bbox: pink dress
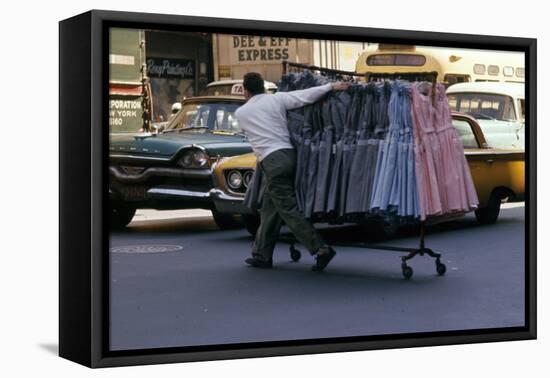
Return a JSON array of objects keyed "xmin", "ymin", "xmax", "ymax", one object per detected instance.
[
  {"xmin": 411, "ymin": 82, "xmax": 478, "ymax": 220},
  {"xmin": 433, "ymin": 83, "xmax": 479, "ymax": 212}
]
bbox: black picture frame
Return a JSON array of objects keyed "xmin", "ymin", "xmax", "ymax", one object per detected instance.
[{"xmin": 59, "ymin": 9, "xmax": 537, "ymax": 368}]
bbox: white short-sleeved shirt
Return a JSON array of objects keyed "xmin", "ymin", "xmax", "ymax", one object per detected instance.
[{"xmin": 235, "ymin": 83, "xmax": 332, "ymax": 161}]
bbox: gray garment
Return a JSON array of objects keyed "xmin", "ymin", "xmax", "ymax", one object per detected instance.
[
  {"xmin": 346, "ymin": 136, "xmax": 370, "ymax": 213},
  {"xmin": 295, "ymin": 105, "xmax": 314, "ymax": 212},
  {"xmin": 243, "ymin": 163, "xmax": 264, "ymax": 213},
  {"xmin": 304, "ymin": 104, "xmax": 322, "ymax": 218},
  {"xmin": 325, "ymin": 90, "xmax": 350, "ymax": 214},
  {"xmin": 347, "ymin": 83, "xmax": 378, "ymax": 213},
  {"xmin": 313, "ymin": 99, "xmax": 334, "ymax": 214}
]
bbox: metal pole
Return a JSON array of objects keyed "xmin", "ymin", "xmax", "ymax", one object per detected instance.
[{"xmin": 419, "ymin": 222, "xmax": 426, "ymax": 250}]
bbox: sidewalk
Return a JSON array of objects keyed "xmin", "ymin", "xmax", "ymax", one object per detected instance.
[{"xmin": 132, "ymin": 209, "xmax": 213, "ymax": 223}]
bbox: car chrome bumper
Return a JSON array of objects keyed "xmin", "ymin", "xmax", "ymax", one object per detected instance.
[
  {"xmin": 109, "ymin": 166, "xmax": 210, "ymax": 184},
  {"xmin": 109, "ymin": 185, "xmax": 212, "ymax": 203},
  {"xmin": 209, "ymin": 189, "xmax": 253, "ymax": 214}
]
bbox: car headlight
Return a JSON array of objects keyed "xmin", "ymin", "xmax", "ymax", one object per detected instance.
[
  {"xmin": 227, "ymin": 170, "xmax": 243, "ymax": 190},
  {"xmin": 178, "ymin": 148, "xmax": 210, "ymax": 168},
  {"xmin": 193, "ymin": 150, "xmax": 209, "ymax": 167},
  {"xmin": 242, "ymin": 170, "xmax": 254, "ymax": 188}
]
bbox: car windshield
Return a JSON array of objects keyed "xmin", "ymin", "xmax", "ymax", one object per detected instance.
[
  {"xmin": 447, "ymin": 92, "xmax": 517, "ymax": 122},
  {"xmin": 201, "ymin": 85, "xmax": 235, "ymax": 96},
  {"xmin": 165, "ymin": 102, "xmax": 242, "ymax": 132}
]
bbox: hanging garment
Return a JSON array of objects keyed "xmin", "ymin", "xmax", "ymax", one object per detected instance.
[
  {"xmin": 395, "ymin": 83, "xmax": 420, "ymax": 218},
  {"xmin": 370, "ymin": 82, "xmax": 401, "ymax": 213},
  {"xmin": 361, "ymin": 82, "xmax": 390, "ymax": 213},
  {"xmin": 243, "ymin": 162, "xmax": 264, "ymax": 212},
  {"xmin": 370, "ymin": 81, "xmax": 420, "ymax": 219},
  {"xmin": 338, "ymin": 85, "xmax": 363, "ymax": 216},
  {"xmin": 410, "ymin": 82, "xmax": 443, "ymax": 220},
  {"xmin": 313, "ymin": 96, "xmax": 334, "ymax": 215},
  {"xmin": 346, "ymin": 83, "xmax": 377, "ymax": 214},
  {"xmin": 325, "ymin": 89, "xmax": 350, "ymax": 215},
  {"xmin": 432, "ymin": 83, "xmax": 479, "ymax": 213},
  {"xmin": 294, "ymin": 105, "xmax": 312, "ymax": 212},
  {"xmin": 410, "ymin": 82, "xmax": 478, "ymax": 220},
  {"xmin": 304, "ymin": 103, "xmax": 323, "ymax": 218}
]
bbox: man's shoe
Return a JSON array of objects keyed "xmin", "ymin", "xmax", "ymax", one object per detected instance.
[
  {"xmin": 245, "ymin": 257, "xmax": 273, "ymax": 269},
  {"xmin": 312, "ymin": 247, "xmax": 336, "ymax": 272}
]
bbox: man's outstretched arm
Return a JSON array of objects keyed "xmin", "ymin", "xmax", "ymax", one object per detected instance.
[{"xmin": 276, "ymin": 81, "xmax": 352, "ymax": 110}]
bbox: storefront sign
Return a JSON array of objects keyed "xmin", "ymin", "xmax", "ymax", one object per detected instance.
[
  {"xmin": 146, "ymin": 58, "xmax": 195, "ymax": 79},
  {"xmin": 109, "ymin": 95, "xmax": 143, "ymax": 133},
  {"xmin": 232, "ymin": 36, "xmax": 291, "ymax": 62}
]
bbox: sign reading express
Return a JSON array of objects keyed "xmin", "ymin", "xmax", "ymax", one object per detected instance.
[
  {"xmin": 147, "ymin": 58, "xmax": 195, "ymax": 79},
  {"xmin": 233, "ymin": 36, "xmax": 291, "ymax": 62}
]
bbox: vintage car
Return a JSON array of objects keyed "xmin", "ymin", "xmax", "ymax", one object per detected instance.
[
  {"xmin": 201, "ymin": 79, "xmax": 278, "ymax": 96},
  {"xmin": 210, "ymin": 112, "xmax": 525, "ymax": 235},
  {"xmin": 446, "ymin": 82, "xmax": 524, "ymax": 150},
  {"xmin": 109, "ymin": 95, "xmax": 252, "ymax": 229}
]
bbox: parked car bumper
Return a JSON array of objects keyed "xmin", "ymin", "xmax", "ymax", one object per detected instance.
[
  {"xmin": 209, "ymin": 189, "xmax": 253, "ymax": 214},
  {"xmin": 109, "ymin": 166, "xmax": 215, "ymax": 209}
]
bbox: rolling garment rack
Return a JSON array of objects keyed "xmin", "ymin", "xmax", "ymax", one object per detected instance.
[{"xmin": 280, "ymin": 61, "xmax": 446, "ymax": 279}]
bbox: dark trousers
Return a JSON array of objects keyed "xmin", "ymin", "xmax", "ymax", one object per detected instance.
[{"xmin": 253, "ymin": 148, "xmax": 325, "ymax": 261}]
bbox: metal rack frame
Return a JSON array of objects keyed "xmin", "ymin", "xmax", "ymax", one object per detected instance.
[{"xmin": 282, "ymin": 222, "xmax": 446, "ymax": 279}]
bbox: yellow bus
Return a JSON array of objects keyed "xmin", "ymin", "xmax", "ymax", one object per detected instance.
[{"xmin": 355, "ymin": 44, "xmax": 525, "ymax": 86}]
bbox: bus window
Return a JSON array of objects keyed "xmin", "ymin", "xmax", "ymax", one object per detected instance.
[
  {"xmin": 487, "ymin": 65, "xmax": 500, "ymax": 76},
  {"xmin": 516, "ymin": 68, "xmax": 525, "ymax": 78},
  {"xmin": 366, "ymin": 54, "xmax": 426, "ymax": 66},
  {"xmin": 444, "ymin": 74, "xmax": 471, "ymax": 86},
  {"xmin": 503, "ymin": 66, "xmax": 514, "ymax": 77},
  {"xmin": 473, "ymin": 64, "xmax": 486, "ymax": 75}
]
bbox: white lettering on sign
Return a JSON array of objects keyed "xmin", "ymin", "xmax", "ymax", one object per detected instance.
[
  {"xmin": 109, "ymin": 54, "xmax": 135, "ymax": 65},
  {"xmin": 147, "ymin": 59, "xmax": 194, "ymax": 79},
  {"xmin": 109, "ymin": 99, "xmax": 142, "ymax": 130},
  {"xmin": 110, "ymin": 100, "xmax": 141, "ymax": 109}
]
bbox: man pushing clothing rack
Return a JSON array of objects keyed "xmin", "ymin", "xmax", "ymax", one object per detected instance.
[{"xmin": 235, "ymin": 72, "xmax": 351, "ymax": 271}]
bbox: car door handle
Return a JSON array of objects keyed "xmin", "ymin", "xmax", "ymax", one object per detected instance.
[{"xmin": 486, "ymin": 159, "xmax": 494, "ymax": 164}]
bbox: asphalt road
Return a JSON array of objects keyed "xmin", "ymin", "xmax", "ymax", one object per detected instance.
[{"xmin": 109, "ymin": 204, "xmax": 525, "ymax": 351}]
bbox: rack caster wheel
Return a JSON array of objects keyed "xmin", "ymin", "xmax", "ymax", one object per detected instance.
[
  {"xmin": 436, "ymin": 259, "xmax": 446, "ymax": 276},
  {"xmin": 402, "ymin": 263, "xmax": 413, "ymax": 279},
  {"xmin": 289, "ymin": 245, "xmax": 302, "ymax": 262}
]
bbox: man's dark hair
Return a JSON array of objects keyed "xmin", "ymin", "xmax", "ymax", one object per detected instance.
[{"xmin": 243, "ymin": 72, "xmax": 265, "ymax": 96}]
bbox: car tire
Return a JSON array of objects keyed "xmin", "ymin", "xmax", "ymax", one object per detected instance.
[
  {"xmin": 211, "ymin": 210, "xmax": 243, "ymax": 230},
  {"xmin": 110, "ymin": 204, "xmax": 136, "ymax": 229},
  {"xmin": 242, "ymin": 214, "xmax": 261, "ymax": 236},
  {"xmin": 475, "ymin": 194, "xmax": 501, "ymax": 225}
]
